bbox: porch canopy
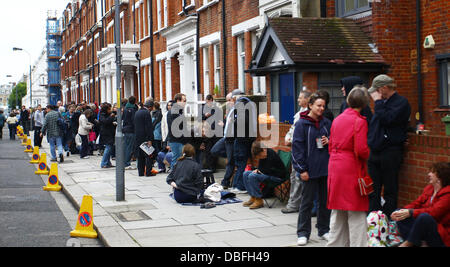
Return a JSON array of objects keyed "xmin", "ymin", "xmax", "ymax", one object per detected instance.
[{"xmin": 247, "ymin": 17, "xmax": 389, "ymax": 75}]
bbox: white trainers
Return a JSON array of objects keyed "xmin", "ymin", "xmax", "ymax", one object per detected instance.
[
  {"xmin": 230, "ymin": 188, "xmax": 247, "ymax": 194},
  {"xmin": 319, "ymin": 233, "xmax": 330, "ymax": 241},
  {"xmin": 297, "ymin": 237, "xmax": 308, "ymax": 246}
]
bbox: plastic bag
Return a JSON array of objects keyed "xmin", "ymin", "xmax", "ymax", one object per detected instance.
[
  {"xmin": 204, "ymin": 183, "xmax": 223, "ymax": 202},
  {"xmin": 367, "ymin": 210, "xmax": 389, "ymax": 247}
]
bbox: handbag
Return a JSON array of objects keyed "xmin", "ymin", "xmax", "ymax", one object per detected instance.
[{"xmin": 353, "ymin": 121, "xmax": 374, "ymax": 196}]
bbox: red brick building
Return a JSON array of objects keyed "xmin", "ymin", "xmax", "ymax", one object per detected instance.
[{"xmin": 60, "ymin": 0, "xmax": 449, "ymax": 206}]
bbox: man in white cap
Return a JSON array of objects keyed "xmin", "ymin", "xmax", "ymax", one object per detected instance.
[{"xmin": 367, "ymin": 74, "xmax": 411, "ymax": 219}]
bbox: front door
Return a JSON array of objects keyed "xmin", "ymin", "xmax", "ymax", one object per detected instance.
[{"xmin": 279, "ymin": 73, "xmax": 295, "ymax": 124}]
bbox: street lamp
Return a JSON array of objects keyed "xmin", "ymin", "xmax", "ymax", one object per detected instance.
[
  {"xmin": 114, "ymin": 0, "xmax": 125, "ymax": 201},
  {"xmin": 13, "ymin": 47, "xmax": 32, "ymax": 108}
]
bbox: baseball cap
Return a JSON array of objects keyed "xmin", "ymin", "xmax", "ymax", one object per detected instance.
[
  {"xmin": 231, "ymin": 89, "xmax": 245, "ymax": 97},
  {"xmin": 368, "ymin": 74, "xmax": 395, "ymax": 93}
]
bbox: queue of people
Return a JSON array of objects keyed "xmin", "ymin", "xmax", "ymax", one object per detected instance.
[{"xmin": 3, "ymin": 73, "xmax": 448, "ymax": 248}]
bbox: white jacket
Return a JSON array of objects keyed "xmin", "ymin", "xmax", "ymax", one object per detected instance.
[{"xmin": 78, "ymin": 114, "xmax": 93, "ymax": 135}]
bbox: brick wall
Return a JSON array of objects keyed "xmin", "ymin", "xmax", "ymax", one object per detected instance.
[{"xmin": 399, "ymin": 133, "xmax": 450, "ymax": 206}]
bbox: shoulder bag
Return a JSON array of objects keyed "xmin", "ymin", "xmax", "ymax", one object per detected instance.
[{"xmin": 353, "ymin": 121, "xmax": 374, "ymax": 196}]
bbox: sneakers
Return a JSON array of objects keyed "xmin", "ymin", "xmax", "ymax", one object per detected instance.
[
  {"xmin": 281, "ymin": 207, "xmax": 298, "ymax": 214},
  {"xmin": 297, "ymin": 237, "xmax": 308, "ymax": 246},
  {"xmin": 319, "ymin": 233, "xmax": 330, "ymax": 242},
  {"xmin": 81, "ymin": 156, "xmax": 90, "ymax": 159},
  {"xmin": 230, "ymin": 188, "xmax": 247, "ymax": 194},
  {"xmin": 125, "ymin": 165, "xmax": 136, "ymax": 170}
]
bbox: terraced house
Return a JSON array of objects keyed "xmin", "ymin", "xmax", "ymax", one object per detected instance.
[{"xmin": 60, "ymin": 0, "xmax": 449, "ymax": 205}]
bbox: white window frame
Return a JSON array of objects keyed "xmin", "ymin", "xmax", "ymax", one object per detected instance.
[
  {"xmin": 336, "ymin": 0, "xmax": 371, "ymax": 17},
  {"xmin": 164, "ymin": 0, "xmax": 168, "ymax": 28},
  {"xmin": 251, "ymin": 31, "xmax": 265, "ymax": 95},
  {"xmin": 237, "ymin": 34, "xmax": 246, "ymax": 92},
  {"xmin": 203, "ymin": 47, "xmax": 210, "ymax": 96},
  {"xmin": 158, "ymin": 61, "xmax": 164, "ymax": 101},
  {"xmin": 156, "ymin": 0, "xmax": 162, "ymax": 30},
  {"xmin": 214, "ymin": 43, "xmax": 221, "ymax": 91}
]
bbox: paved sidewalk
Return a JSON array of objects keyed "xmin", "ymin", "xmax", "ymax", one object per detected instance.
[{"xmin": 30, "ymin": 135, "xmax": 326, "ymax": 247}]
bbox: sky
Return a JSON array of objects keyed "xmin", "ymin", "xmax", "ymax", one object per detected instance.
[{"xmin": 0, "ymin": 0, "xmax": 68, "ymax": 86}]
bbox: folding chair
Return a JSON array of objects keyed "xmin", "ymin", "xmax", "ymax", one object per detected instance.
[{"xmin": 263, "ymin": 150, "xmax": 292, "ymax": 208}]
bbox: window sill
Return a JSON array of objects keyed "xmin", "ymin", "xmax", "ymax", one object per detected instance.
[
  {"xmin": 197, "ymin": 0, "xmax": 220, "ymax": 12},
  {"xmin": 433, "ymin": 107, "xmax": 450, "ymax": 113}
]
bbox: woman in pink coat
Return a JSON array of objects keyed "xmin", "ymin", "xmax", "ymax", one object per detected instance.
[{"xmin": 326, "ymin": 86, "xmax": 371, "ymax": 247}]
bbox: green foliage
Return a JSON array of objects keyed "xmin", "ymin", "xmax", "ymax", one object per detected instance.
[
  {"xmin": 214, "ymin": 84, "xmax": 220, "ymax": 95},
  {"xmin": 8, "ymin": 82, "xmax": 27, "ymax": 109}
]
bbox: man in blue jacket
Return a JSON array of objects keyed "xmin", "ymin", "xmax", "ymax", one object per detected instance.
[{"xmin": 367, "ymin": 74, "xmax": 411, "ymax": 219}]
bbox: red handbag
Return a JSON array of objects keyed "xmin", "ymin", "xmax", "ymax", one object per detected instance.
[{"xmin": 353, "ymin": 122, "xmax": 374, "ymax": 196}]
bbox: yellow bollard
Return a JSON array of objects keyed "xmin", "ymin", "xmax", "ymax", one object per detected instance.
[
  {"xmin": 30, "ymin": 147, "xmax": 40, "ymax": 164},
  {"xmin": 24, "ymin": 139, "xmax": 33, "ymax": 153},
  {"xmin": 35, "ymin": 153, "xmax": 49, "ymax": 175},
  {"xmin": 70, "ymin": 195, "xmax": 98, "ymax": 238},
  {"xmin": 43, "ymin": 163, "xmax": 62, "ymax": 191}
]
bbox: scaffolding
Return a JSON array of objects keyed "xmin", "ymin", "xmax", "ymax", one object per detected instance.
[{"xmin": 46, "ymin": 11, "xmax": 62, "ymax": 105}]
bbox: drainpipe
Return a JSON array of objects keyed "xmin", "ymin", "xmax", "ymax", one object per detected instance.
[
  {"xmin": 416, "ymin": 0, "xmax": 423, "ymax": 124},
  {"xmin": 222, "ymin": 0, "xmax": 227, "ymax": 96},
  {"xmin": 136, "ymin": 52, "xmax": 142, "ymax": 101},
  {"xmin": 149, "ymin": 0, "xmax": 155, "ymax": 98}
]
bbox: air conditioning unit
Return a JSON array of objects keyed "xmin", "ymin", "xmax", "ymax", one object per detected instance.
[{"xmin": 423, "ymin": 35, "xmax": 435, "ymax": 49}]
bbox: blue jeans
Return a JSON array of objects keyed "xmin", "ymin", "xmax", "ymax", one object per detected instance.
[
  {"xmin": 221, "ymin": 140, "xmax": 235, "ymax": 187},
  {"xmin": 232, "ymin": 139, "xmax": 252, "ymax": 190},
  {"xmin": 157, "ymin": 151, "xmax": 173, "ymax": 171},
  {"xmin": 242, "ymin": 171, "xmax": 282, "ymax": 198},
  {"xmin": 210, "ymin": 137, "xmax": 227, "ymax": 158},
  {"xmin": 101, "ymin": 144, "xmax": 113, "ymax": 167},
  {"xmin": 48, "ymin": 136, "xmax": 63, "ymax": 160},
  {"xmin": 169, "ymin": 142, "xmax": 183, "ymax": 169},
  {"xmin": 124, "ymin": 133, "xmax": 135, "ymax": 167},
  {"xmin": 396, "ymin": 212, "xmax": 445, "ymax": 247},
  {"xmin": 173, "ymin": 188, "xmax": 197, "ymax": 203}
]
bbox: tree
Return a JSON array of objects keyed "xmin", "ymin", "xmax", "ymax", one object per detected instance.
[{"xmin": 8, "ymin": 82, "xmax": 27, "ymax": 109}]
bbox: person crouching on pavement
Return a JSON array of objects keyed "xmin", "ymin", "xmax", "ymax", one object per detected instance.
[
  {"xmin": 166, "ymin": 144, "xmax": 204, "ymax": 203},
  {"xmin": 242, "ymin": 141, "xmax": 288, "ymax": 209}
]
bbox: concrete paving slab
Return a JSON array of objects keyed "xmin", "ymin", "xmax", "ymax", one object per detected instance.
[{"xmin": 33, "ymin": 136, "xmax": 329, "ymax": 247}]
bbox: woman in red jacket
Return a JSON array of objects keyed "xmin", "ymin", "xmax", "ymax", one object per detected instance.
[
  {"xmin": 326, "ymin": 86, "xmax": 371, "ymax": 247},
  {"xmin": 391, "ymin": 162, "xmax": 450, "ymax": 247}
]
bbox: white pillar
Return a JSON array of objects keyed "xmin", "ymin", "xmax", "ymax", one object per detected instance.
[
  {"xmin": 165, "ymin": 58, "xmax": 172, "ymax": 100},
  {"xmin": 131, "ymin": 73, "xmax": 135, "ymax": 98},
  {"xmin": 106, "ymin": 74, "xmax": 111, "ymax": 104},
  {"xmin": 178, "ymin": 53, "xmax": 185, "ymax": 96},
  {"xmin": 112, "ymin": 71, "xmax": 118, "ymax": 105},
  {"xmin": 100, "ymin": 75, "xmax": 106, "ymax": 103}
]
